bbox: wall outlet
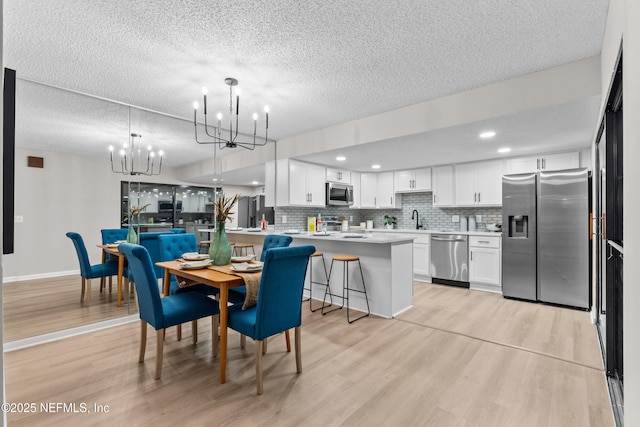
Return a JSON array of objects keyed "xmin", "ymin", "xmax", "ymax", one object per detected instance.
[
  {"xmin": 452, "ymin": 215, "xmax": 460, "ymax": 223},
  {"xmin": 282, "ymin": 215, "xmax": 287, "ymax": 224},
  {"xmin": 14, "ymin": 215, "xmax": 23, "ymax": 223}
]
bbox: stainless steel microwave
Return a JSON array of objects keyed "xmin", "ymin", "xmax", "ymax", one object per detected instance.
[{"xmin": 326, "ymin": 182, "xmax": 354, "ymax": 206}]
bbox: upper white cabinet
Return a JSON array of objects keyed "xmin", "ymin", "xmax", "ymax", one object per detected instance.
[
  {"xmin": 350, "ymin": 171, "xmax": 361, "ymax": 208},
  {"xmin": 326, "ymin": 168, "xmax": 351, "ymax": 184},
  {"xmin": 506, "ymin": 152, "xmax": 580, "ymax": 174},
  {"xmin": 289, "ymin": 160, "xmax": 325, "ymax": 206},
  {"xmin": 265, "ymin": 159, "xmax": 325, "ymax": 207},
  {"xmin": 394, "ymin": 168, "xmax": 432, "ymax": 192},
  {"xmin": 454, "ymin": 160, "xmax": 503, "ymax": 206},
  {"xmin": 432, "ymin": 166, "xmax": 454, "ymax": 207},
  {"xmin": 360, "ymin": 172, "xmax": 401, "ymax": 208}
]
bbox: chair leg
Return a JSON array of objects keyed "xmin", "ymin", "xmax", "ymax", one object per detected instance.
[
  {"xmin": 285, "ymin": 330, "xmax": 291, "ymax": 352},
  {"xmin": 295, "ymin": 326, "xmax": 302, "ymax": 373},
  {"xmin": 241, "ymin": 334, "xmax": 247, "ymax": 349},
  {"xmin": 81, "ymin": 277, "xmax": 86, "ymax": 303},
  {"xmin": 109, "ymin": 276, "xmax": 113, "ymax": 294},
  {"xmin": 177, "ymin": 324, "xmax": 182, "ymax": 341},
  {"xmin": 192, "ymin": 320, "xmax": 198, "ymax": 344},
  {"xmin": 255, "ymin": 340, "xmax": 264, "ymax": 395},
  {"xmin": 211, "ymin": 315, "xmax": 219, "ymax": 358},
  {"xmin": 263, "ymin": 338, "xmax": 268, "ymax": 355},
  {"xmin": 155, "ymin": 329, "xmax": 164, "ymax": 380},
  {"xmin": 139, "ymin": 320, "xmax": 147, "ymax": 362},
  {"xmin": 85, "ymin": 278, "xmax": 91, "ymax": 307}
]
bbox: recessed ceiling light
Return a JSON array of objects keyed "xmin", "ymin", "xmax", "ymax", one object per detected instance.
[
  {"xmin": 336, "ymin": 156, "xmax": 346, "ymax": 161},
  {"xmin": 479, "ymin": 131, "xmax": 496, "ymax": 139},
  {"xmin": 251, "ymin": 181, "xmax": 259, "ymax": 185},
  {"xmin": 372, "ymin": 164, "xmax": 381, "ymax": 169},
  {"xmin": 497, "ymin": 147, "xmax": 511, "ymax": 153}
]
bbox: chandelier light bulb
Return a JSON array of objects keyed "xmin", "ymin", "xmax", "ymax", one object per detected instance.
[
  {"xmin": 193, "ymin": 101, "xmax": 199, "ymax": 110},
  {"xmin": 202, "ymin": 87, "xmax": 208, "ymax": 95},
  {"xmin": 159, "ymin": 150, "xmax": 164, "ymax": 157},
  {"xmin": 150, "ymin": 152, "xmax": 155, "ymax": 158},
  {"xmin": 119, "ymin": 149, "xmax": 125, "ymax": 156},
  {"xmin": 216, "ymin": 112, "xmax": 223, "ymax": 121},
  {"xmin": 108, "ymin": 145, "xmax": 114, "ymax": 152},
  {"xmin": 264, "ymin": 105, "xmax": 270, "ymax": 113},
  {"xmin": 253, "ymin": 112, "xmax": 258, "ymax": 121}
]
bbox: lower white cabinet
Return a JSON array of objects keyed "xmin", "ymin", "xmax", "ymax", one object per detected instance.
[
  {"xmin": 413, "ymin": 234, "xmax": 430, "ymax": 281},
  {"xmin": 469, "ymin": 235, "xmax": 501, "ymax": 293}
]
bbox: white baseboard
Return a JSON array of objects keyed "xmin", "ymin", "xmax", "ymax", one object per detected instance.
[
  {"xmin": 4, "ymin": 314, "xmax": 139, "ymax": 352},
  {"xmin": 3, "ymin": 270, "xmax": 78, "ymax": 283}
]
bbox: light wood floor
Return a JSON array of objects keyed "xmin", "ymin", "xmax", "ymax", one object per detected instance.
[
  {"xmin": 4, "ymin": 282, "xmax": 613, "ymax": 426},
  {"xmin": 3, "ymin": 275, "xmax": 137, "ymax": 342}
]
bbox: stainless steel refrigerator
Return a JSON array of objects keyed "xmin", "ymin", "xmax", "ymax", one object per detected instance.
[
  {"xmin": 237, "ymin": 195, "xmax": 274, "ymax": 228},
  {"xmin": 502, "ymin": 168, "xmax": 590, "ymax": 309}
]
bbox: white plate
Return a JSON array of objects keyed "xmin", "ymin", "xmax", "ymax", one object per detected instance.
[
  {"xmin": 231, "ymin": 261, "xmax": 263, "ymax": 272},
  {"xmin": 246, "ymin": 228, "xmax": 262, "ymax": 232},
  {"xmin": 312, "ymin": 232, "xmax": 332, "ymax": 236},
  {"xmin": 182, "ymin": 253, "xmax": 209, "ymax": 261},
  {"xmin": 178, "ymin": 260, "xmax": 212, "ymax": 270},
  {"xmin": 284, "ymin": 230, "xmax": 303, "ymax": 234},
  {"xmin": 226, "ymin": 227, "xmax": 243, "ymax": 231},
  {"xmin": 231, "ymin": 254, "xmax": 256, "ymax": 262},
  {"xmin": 343, "ymin": 233, "xmax": 366, "ymax": 238}
]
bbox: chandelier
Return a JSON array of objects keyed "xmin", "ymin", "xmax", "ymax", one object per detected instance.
[
  {"xmin": 109, "ymin": 107, "xmax": 163, "ymax": 176},
  {"xmin": 193, "ymin": 77, "xmax": 269, "ymax": 150}
]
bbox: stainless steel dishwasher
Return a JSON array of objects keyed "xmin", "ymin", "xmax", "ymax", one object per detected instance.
[{"xmin": 430, "ymin": 234, "xmax": 469, "ymax": 287}]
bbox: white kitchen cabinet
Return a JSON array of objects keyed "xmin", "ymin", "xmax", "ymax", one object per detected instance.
[
  {"xmin": 469, "ymin": 235, "xmax": 501, "ymax": 292},
  {"xmin": 454, "ymin": 160, "xmax": 503, "ymax": 206},
  {"xmin": 432, "ymin": 165, "xmax": 454, "ymax": 207},
  {"xmin": 506, "ymin": 152, "xmax": 580, "ymax": 174},
  {"xmin": 265, "ymin": 160, "xmax": 276, "ymax": 207},
  {"xmin": 395, "ymin": 168, "xmax": 432, "ymax": 192},
  {"xmin": 350, "ymin": 172, "xmax": 361, "ymax": 208},
  {"xmin": 360, "ymin": 172, "xmax": 401, "ymax": 208},
  {"xmin": 266, "ymin": 159, "xmax": 325, "ymax": 207},
  {"xmin": 413, "ymin": 234, "xmax": 431, "ymax": 281},
  {"xmin": 326, "ymin": 167, "xmax": 351, "ymax": 184}
]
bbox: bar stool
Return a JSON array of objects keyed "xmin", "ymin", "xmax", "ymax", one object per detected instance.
[
  {"xmin": 305, "ymin": 251, "xmax": 330, "ymax": 312},
  {"xmin": 321, "ymin": 254, "xmax": 370, "ymax": 323},
  {"xmin": 233, "ymin": 243, "xmax": 255, "ymax": 257},
  {"xmin": 198, "ymin": 240, "xmax": 211, "ymax": 254}
]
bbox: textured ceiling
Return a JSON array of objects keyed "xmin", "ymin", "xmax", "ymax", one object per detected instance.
[{"xmin": 4, "ymin": 0, "xmax": 610, "ymax": 184}]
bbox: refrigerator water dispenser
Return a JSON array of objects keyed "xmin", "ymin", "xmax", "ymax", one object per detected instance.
[{"xmin": 508, "ymin": 215, "xmax": 529, "ymax": 238}]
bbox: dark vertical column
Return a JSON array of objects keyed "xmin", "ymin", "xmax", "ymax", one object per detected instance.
[{"xmin": 3, "ymin": 68, "xmax": 16, "ymax": 255}]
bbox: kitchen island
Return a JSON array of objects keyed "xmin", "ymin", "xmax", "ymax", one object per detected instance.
[{"xmin": 226, "ymin": 230, "xmax": 415, "ymax": 318}]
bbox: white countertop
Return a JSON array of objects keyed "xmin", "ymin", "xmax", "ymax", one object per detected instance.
[
  {"xmin": 367, "ymin": 228, "xmax": 502, "ymax": 236},
  {"xmin": 224, "ymin": 229, "xmax": 415, "ymax": 244}
]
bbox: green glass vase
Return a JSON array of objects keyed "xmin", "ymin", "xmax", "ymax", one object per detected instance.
[
  {"xmin": 126, "ymin": 224, "xmax": 138, "ymax": 244},
  {"xmin": 209, "ymin": 221, "xmax": 232, "ymax": 265}
]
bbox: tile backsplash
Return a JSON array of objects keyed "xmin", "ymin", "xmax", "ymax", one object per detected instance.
[{"xmin": 273, "ymin": 192, "xmax": 501, "ymax": 231}]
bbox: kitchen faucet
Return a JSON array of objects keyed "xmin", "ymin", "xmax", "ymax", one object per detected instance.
[{"xmin": 411, "ymin": 210, "xmax": 421, "ymax": 229}]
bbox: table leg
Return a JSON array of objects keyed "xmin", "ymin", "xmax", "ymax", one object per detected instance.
[
  {"xmin": 163, "ymin": 269, "xmax": 171, "ymax": 296},
  {"xmin": 219, "ymin": 286, "xmax": 228, "ymax": 384},
  {"xmin": 116, "ymin": 254, "xmax": 124, "ymax": 307}
]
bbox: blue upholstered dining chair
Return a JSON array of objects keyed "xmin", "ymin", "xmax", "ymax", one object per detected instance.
[
  {"xmin": 66, "ymin": 232, "xmax": 119, "ymax": 306},
  {"xmin": 227, "ymin": 244, "xmax": 315, "ymax": 394},
  {"xmin": 100, "ymin": 228, "xmax": 129, "ymax": 292},
  {"xmin": 158, "ymin": 233, "xmax": 219, "ymax": 296},
  {"xmin": 118, "ymin": 243, "xmax": 220, "ymax": 380},
  {"xmin": 228, "ymin": 234, "xmax": 293, "ymax": 303}
]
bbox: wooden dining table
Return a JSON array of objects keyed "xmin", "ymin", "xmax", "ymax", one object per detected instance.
[
  {"xmin": 98, "ymin": 244, "xmax": 127, "ymax": 307},
  {"xmin": 155, "ymin": 260, "xmax": 246, "ymax": 384}
]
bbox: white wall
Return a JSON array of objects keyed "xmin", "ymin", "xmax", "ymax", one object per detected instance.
[{"xmin": 2, "ymin": 148, "xmax": 253, "ymax": 280}]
